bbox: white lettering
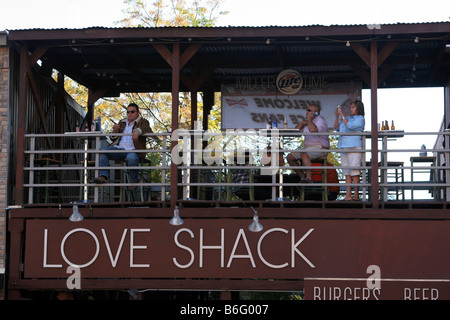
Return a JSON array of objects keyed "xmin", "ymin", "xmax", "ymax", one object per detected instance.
[
  {"xmin": 173, "ymin": 228, "xmax": 195, "ymax": 268},
  {"xmin": 60, "ymin": 228, "xmax": 100, "ymax": 268},
  {"xmin": 227, "ymin": 229, "xmax": 255, "ymax": 268},
  {"xmin": 291, "ymin": 228, "xmax": 315, "ymax": 268},
  {"xmin": 102, "ymin": 228, "xmax": 127, "ymax": 267},
  {"xmin": 366, "ymin": 265, "xmax": 381, "ymax": 289},
  {"xmin": 200, "ymin": 229, "xmax": 225, "ymax": 268},
  {"xmin": 313, "ymin": 286, "xmax": 380, "ymax": 300},
  {"xmin": 404, "ymin": 287, "xmax": 439, "ymax": 300},
  {"xmin": 257, "ymin": 228, "xmax": 289, "ymax": 268},
  {"xmin": 66, "ymin": 266, "xmax": 81, "ymax": 289},
  {"xmin": 129, "ymin": 229, "xmax": 150, "ymax": 268},
  {"xmin": 43, "ymin": 229, "xmax": 62, "ymax": 268}
]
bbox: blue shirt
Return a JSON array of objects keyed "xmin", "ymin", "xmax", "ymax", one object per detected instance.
[{"xmin": 336, "ymin": 115, "xmax": 365, "ymax": 148}]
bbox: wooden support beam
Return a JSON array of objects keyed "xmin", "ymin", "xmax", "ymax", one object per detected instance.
[
  {"xmin": 181, "ymin": 66, "xmax": 214, "ymax": 92},
  {"xmin": 153, "ymin": 43, "xmax": 201, "ymax": 70},
  {"xmin": 170, "ymin": 43, "xmax": 180, "ymax": 209},
  {"xmin": 85, "ymin": 87, "xmax": 110, "ymax": 127},
  {"xmin": 7, "ymin": 218, "xmax": 24, "ymax": 299},
  {"xmin": 348, "ymin": 61, "xmax": 370, "ymax": 87},
  {"xmin": 370, "ymin": 41, "xmax": 379, "ymax": 209},
  {"xmin": 26, "ymin": 71, "xmax": 51, "ymax": 137},
  {"xmin": 153, "ymin": 43, "xmax": 202, "ymax": 208},
  {"xmin": 28, "ymin": 46, "xmax": 48, "ymax": 67},
  {"xmin": 14, "ymin": 46, "xmax": 29, "ymax": 204},
  {"xmin": 203, "ymin": 90, "xmax": 215, "ymax": 130},
  {"xmin": 191, "ymin": 91, "xmax": 197, "ymax": 130},
  {"xmin": 377, "ymin": 42, "xmax": 399, "ymax": 67},
  {"xmin": 350, "ymin": 43, "xmax": 371, "ymax": 67}
]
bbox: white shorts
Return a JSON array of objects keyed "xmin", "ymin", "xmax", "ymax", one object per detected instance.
[
  {"xmin": 291, "ymin": 145, "xmax": 329, "ymax": 161},
  {"xmin": 341, "ymin": 147, "xmax": 362, "ymax": 176}
]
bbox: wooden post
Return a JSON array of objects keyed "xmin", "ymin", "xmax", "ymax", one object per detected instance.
[
  {"xmin": 7, "ymin": 218, "xmax": 24, "ymax": 299},
  {"xmin": 370, "ymin": 41, "xmax": 380, "ymax": 209},
  {"xmin": 171, "ymin": 44, "xmax": 180, "ymax": 209},
  {"xmin": 14, "ymin": 46, "xmax": 29, "ymax": 205}
]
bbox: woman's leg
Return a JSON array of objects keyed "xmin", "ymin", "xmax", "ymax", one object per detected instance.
[
  {"xmin": 344, "ymin": 175, "xmax": 352, "ymax": 200},
  {"xmin": 351, "ymin": 175, "xmax": 360, "ymax": 199}
]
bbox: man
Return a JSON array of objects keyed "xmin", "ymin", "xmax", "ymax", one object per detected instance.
[
  {"xmin": 94, "ymin": 103, "xmax": 153, "ymax": 190},
  {"xmin": 287, "ymin": 104, "xmax": 330, "ymax": 182}
]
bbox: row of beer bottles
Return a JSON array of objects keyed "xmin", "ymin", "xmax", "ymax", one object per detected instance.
[{"xmin": 380, "ymin": 120, "xmax": 395, "ymax": 130}]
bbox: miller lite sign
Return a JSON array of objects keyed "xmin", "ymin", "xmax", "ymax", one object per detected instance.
[{"xmin": 276, "ymin": 69, "xmax": 303, "ymax": 95}]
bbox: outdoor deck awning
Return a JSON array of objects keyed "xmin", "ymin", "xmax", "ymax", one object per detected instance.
[{"xmin": 6, "ymin": 22, "xmax": 450, "ymax": 95}]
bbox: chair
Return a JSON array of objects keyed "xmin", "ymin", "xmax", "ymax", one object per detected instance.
[{"xmin": 300, "ymin": 157, "xmax": 328, "ymax": 201}]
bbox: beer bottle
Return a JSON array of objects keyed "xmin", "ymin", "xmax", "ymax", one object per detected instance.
[{"xmin": 391, "ymin": 120, "xmax": 395, "ymax": 130}]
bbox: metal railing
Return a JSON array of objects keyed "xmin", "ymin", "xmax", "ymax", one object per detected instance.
[{"xmin": 22, "ymin": 129, "xmax": 450, "ymax": 205}]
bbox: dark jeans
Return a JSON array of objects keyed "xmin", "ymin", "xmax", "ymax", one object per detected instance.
[{"xmin": 98, "ymin": 146, "xmax": 140, "ymax": 182}]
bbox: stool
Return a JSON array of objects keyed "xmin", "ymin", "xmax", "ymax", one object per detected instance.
[
  {"xmin": 79, "ymin": 160, "xmax": 95, "ymax": 201},
  {"xmin": 226, "ymin": 168, "xmax": 255, "ymax": 201},
  {"xmin": 300, "ymin": 157, "xmax": 328, "ymax": 201},
  {"xmin": 120, "ymin": 158, "xmax": 152, "ymax": 202},
  {"xmin": 410, "ymin": 156, "xmax": 437, "ymax": 200},
  {"xmin": 385, "ymin": 161, "xmax": 405, "ymax": 200},
  {"xmin": 34, "ymin": 157, "xmax": 62, "ymax": 203}
]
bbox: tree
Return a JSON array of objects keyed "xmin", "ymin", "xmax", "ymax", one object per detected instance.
[
  {"xmin": 107, "ymin": 0, "xmax": 227, "ymax": 133},
  {"xmin": 62, "ymin": 0, "xmax": 227, "ymax": 135},
  {"xmin": 119, "ymin": 0, "xmax": 228, "ymax": 27}
]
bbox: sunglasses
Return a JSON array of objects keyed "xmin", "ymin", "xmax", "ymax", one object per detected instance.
[{"xmin": 127, "ymin": 110, "xmax": 136, "ymax": 114}]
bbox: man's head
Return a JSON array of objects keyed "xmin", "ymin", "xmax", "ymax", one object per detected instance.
[{"xmin": 126, "ymin": 103, "xmax": 140, "ymax": 122}]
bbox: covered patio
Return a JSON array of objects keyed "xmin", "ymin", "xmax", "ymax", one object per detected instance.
[{"xmin": 3, "ymin": 23, "xmax": 450, "ymax": 299}]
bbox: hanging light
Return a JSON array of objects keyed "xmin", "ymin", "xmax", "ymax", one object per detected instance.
[
  {"xmin": 170, "ymin": 206, "xmax": 184, "ymax": 226},
  {"xmin": 69, "ymin": 204, "xmax": 84, "ymax": 222},
  {"xmin": 248, "ymin": 207, "xmax": 263, "ymax": 232}
]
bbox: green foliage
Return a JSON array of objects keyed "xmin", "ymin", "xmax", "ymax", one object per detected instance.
[
  {"xmin": 60, "ymin": 0, "xmax": 227, "ymax": 142},
  {"xmin": 119, "ymin": 0, "xmax": 228, "ymax": 27}
]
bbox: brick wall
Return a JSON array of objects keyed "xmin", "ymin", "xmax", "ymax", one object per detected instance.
[{"xmin": 0, "ymin": 44, "xmax": 8, "ymax": 299}]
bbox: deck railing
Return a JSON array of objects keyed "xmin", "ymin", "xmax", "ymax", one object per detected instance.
[{"xmin": 22, "ymin": 130, "xmax": 450, "ymax": 205}]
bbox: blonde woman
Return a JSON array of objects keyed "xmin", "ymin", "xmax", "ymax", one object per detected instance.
[{"xmin": 334, "ymin": 101, "xmax": 365, "ymax": 200}]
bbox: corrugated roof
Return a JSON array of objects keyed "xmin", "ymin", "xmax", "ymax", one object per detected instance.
[{"xmin": 5, "ymin": 22, "xmax": 450, "ymax": 92}]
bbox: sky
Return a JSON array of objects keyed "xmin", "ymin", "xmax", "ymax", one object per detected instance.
[
  {"xmin": 0, "ymin": 0, "xmax": 448, "ymax": 178},
  {"xmin": 0, "ymin": 0, "xmax": 449, "ymax": 29}
]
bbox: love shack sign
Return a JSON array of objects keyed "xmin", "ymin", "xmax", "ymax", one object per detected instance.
[{"xmin": 23, "ymin": 219, "xmax": 449, "ymax": 285}]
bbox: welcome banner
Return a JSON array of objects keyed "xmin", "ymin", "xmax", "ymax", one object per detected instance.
[{"xmin": 221, "ymin": 82, "xmax": 362, "ymax": 129}]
